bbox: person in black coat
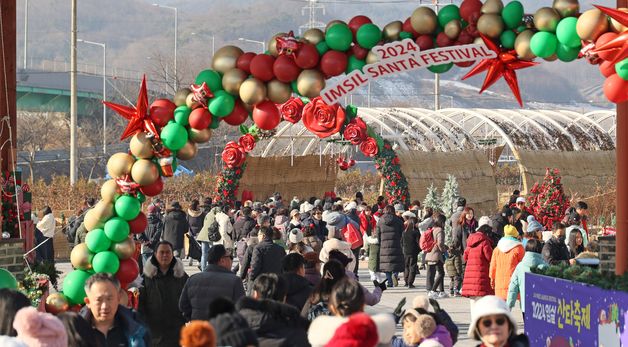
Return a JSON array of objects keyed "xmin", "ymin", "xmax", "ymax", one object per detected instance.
[
  {"xmin": 376, "ymin": 205, "xmax": 405, "ymax": 287},
  {"xmin": 281, "ymin": 253, "xmax": 313, "ymax": 311},
  {"xmin": 233, "ymin": 207, "xmax": 257, "ymax": 242},
  {"xmin": 401, "ymin": 211, "xmax": 421, "ymax": 288},
  {"xmin": 237, "ymin": 273, "xmax": 310, "ymax": 347},
  {"xmin": 186, "ymin": 199, "xmax": 206, "ymax": 238},
  {"xmin": 250, "ymin": 227, "xmax": 286, "ymax": 282},
  {"xmin": 162, "ymin": 201, "xmax": 190, "ymax": 258},
  {"xmin": 542, "ymin": 222, "xmax": 573, "ymax": 266}
]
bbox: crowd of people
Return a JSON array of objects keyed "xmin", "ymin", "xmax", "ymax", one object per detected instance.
[{"xmin": 7, "ymin": 190, "xmax": 597, "ymax": 347}]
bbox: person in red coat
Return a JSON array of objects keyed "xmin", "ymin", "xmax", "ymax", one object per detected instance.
[{"xmin": 462, "ymin": 217, "xmax": 494, "ymax": 314}]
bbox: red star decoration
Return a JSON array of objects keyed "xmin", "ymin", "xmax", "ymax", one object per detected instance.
[
  {"xmin": 190, "ymin": 82, "xmax": 214, "ymax": 108},
  {"xmin": 462, "ymin": 34, "xmax": 538, "ymax": 107},
  {"xmin": 276, "ymin": 31, "xmax": 302, "ymax": 58},
  {"xmin": 103, "ymin": 75, "xmax": 159, "ymax": 140},
  {"xmin": 592, "ymin": 5, "xmax": 628, "ymax": 64}
]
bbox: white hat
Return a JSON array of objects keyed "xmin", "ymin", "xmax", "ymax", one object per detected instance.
[
  {"xmin": 402, "ymin": 211, "xmax": 416, "ymax": 219},
  {"xmin": 344, "ymin": 201, "xmax": 357, "ymax": 211},
  {"xmin": 478, "ymin": 216, "xmax": 491, "ymax": 228},
  {"xmin": 467, "ymin": 295, "xmax": 517, "ymax": 339},
  {"xmin": 516, "ymin": 197, "xmax": 526, "ymax": 204},
  {"xmin": 289, "ymin": 228, "xmax": 304, "ymax": 244}
]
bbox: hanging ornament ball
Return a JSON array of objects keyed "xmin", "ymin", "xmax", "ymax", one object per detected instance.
[
  {"xmin": 303, "ymin": 28, "xmax": 325, "ymax": 45},
  {"xmin": 100, "ymin": 179, "xmax": 121, "ymax": 203},
  {"xmin": 195, "ymin": 69, "xmax": 223, "ymax": 93},
  {"xmin": 268, "ymin": 32, "xmax": 287, "ymax": 57},
  {"xmin": 209, "ymin": 90, "xmax": 236, "ymax": 118},
  {"xmin": 383, "ymin": 21, "xmax": 403, "ymax": 42},
  {"xmin": 514, "ymin": 30, "xmax": 537, "ymax": 60},
  {"xmin": 321, "ymin": 50, "xmax": 349, "ymax": 77},
  {"xmin": 356, "ymin": 23, "xmax": 382, "ymax": 50},
  {"xmin": 552, "ymin": 0, "xmax": 580, "ymax": 18},
  {"xmin": 444, "ymin": 20, "xmax": 462, "ymax": 40},
  {"xmin": 411, "ymin": 7, "xmax": 438, "ymax": 35},
  {"xmin": 236, "ymin": 52, "xmax": 256, "ymax": 75},
  {"xmin": 556, "ymin": 17, "xmax": 582, "ymax": 48},
  {"xmin": 273, "ymin": 55, "xmax": 302, "ymax": 83},
  {"xmin": 501, "ymin": 1, "xmax": 524, "ymax": 29},
  {"xmin": 250, "ymin": 54, "xmax": 276, "ymax": 82},
  {"xmin": 160, "ymin": 122, "xmax": 189, "ymax": 151},
  {"xmin": 325, "ymin": 23, "xmax": 353, "ymax": 51},
  {"xmin": 139, "ymin": 177, "xmax": 164, "ymax": 197},
  {"xmin": 116, "ymin": 258, "xmax": 140, "ymax": 285},
  {"xmin": 129, "ymin": 132, "xmax": 154, "ymax": 159},
  {"xmin": 576, "ymin": 8, "xmax": 609, "ymax": 42},
  {"xmin": 438, "ymin": 4, "xmax": 461, "ymax": 28},
  {"xmin": 188, "ymin": 127, "xmax": 213, "ymax": 144},
  {"xmin": 149, "ymin": 99, "xmax": 175, "ymax": 127},
  {"xmin": 85, "ymin": 228, "xmax": 111, "ymax": 253},
  {"xmin": 70, "ymin": 243, "xmax": 93, "ymax": 271},
  {"xmin": 610, "ymin": 8, "xmax": 628, "ymax": 33},
  {"xmin": 530, "ymin": 31, "xmax": 558, "ymax": 58},
  {"xmin": 267, "ymin": 79, "xmax": 292, "ymax": 104},
  {"xmin": 295, "ymin": 43, "xmax": 320, "ymax": 69},
  {"xmin": 188, "ymin": 107, "xmax": 212, "ymax": 131},
  {"xmin": 460, "ymin": 0, "xmax": 483, "ymax": 23},
  {"xmin": 604, "ymin": 73, "xmax": 628, "ymax": 103},
  {"xmin": 128, "ymin": 212, "xmax": 147, "ymax": 235},
  {"xmin": 176, "ymin": 141, "xmax": 199, "ymax": 161},
  {"xmin": 239, "ymin": 78, "xmax": 267, "ymax": 105},
  {"xmin": 104, "ymin": 217, "xmax": 130, "ymax": 243},
  {"xmin": 131, "ymin": 159, "xmax": 159, "ymax": 186},
  {"xmin": 477, "ymin": 14, "xmax": 504, "ymax": 39},
  {"xmin": 252, "ymin": 100, "xmax": 281, "ymax": 131},
  {"xmin": 212, "ymin": 45, "xmax": 244, "ymax": 74},
  {"xmin": 173, "ymin": 88, "xmax": 191, "ymax": 107},
  {"xmin": 534, "ymin": 7, "xmax": 561, "ymax": 33},
  {"xmin": 114, "ymin": 195, "xmax": 141, "ymax": 221},
  {"xmin": 45, "ymin": 293, "xmax": 70, "ymax": 315},
  {"xmin": 222, "ymin": 68, "xmax": 248, "ymax": 95},
  {"xmin": 107, "ymin": 153, "xmax": 135, "ymax": 179},
  {"xmin": 110, "ymin": 237, "xmax": 136, "ymax": 260},
  {"xmin": 481, "ymin": 0, "xmax": 504, "ymax": 14},
  {"xmin": 83, "ymin": 201, "xmax": 115, "ymax": 232},
  {"xmin": 92, "ymin": 251, "xmax": 120, "ymax": 274},
  {"xmin": 296, "ymin": 69, "xmax": 326, "ymax": 99},
  {"xmin": 62, "ymin": 270, "xmax": 91, "ymax": 305}
]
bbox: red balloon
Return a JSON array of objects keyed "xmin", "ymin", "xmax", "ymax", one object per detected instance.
[
  {"xmin": 436, "ymin": 32, "xmax": 454, "ymax": 48},
  {"xmin": 604, "ymin": 73, "xmax": 628, "ymax": 103},
  {"xmin": 252, "ymin": 100, "xmax": 281, "ymax": 130},
  {"xmin": 320, "ymin": 50, "xmax": 349, "ymax": 77},
  {"xmin": 188, "ymin": 107, "xmax": 212, "ymax": 130},
  {"xmin": 403, "ymin": 17, "xmax": 420, "ymax": 38},
  {"xmin": 460, "ymin": 0, "xmax": 483, "ymax": 24},
  {"xmin": 295, "ymin": 43, "xmax": 320, "ymax": 69},
  {"xmin": 116, "ymin": 258, "xmax": 140, "ymax": 285},
  {"xmin": 596, "ymin": 32, "xmax": 620, "ymax": 62},
  {"xmin": 348, "ymin": 15, "xmax": 373, "ymax": 36},
  {"xmin": 455, "ymin": 61, "xmax": 475, "ymax": 67},
  {"xmin": 458, "ymin": 30, "xmax": 475, "ymax": 45},
  {"xmin": 140, "ymin": 178, "xmax": 163, "ymax": 197},
  {"xmin": 415, "ymin": 35, "xmax": 434, "ymax": 51},
  {"xmin": 223, "ymin": 100, "xmax": 249, "ymax": 126},
  {"xmin": 128, "ymin": 212, "xmax": 147, "ymax": 234},
  {"xmin": 465, "ymin": 24, "xmax": 480, "ymax": 38},
  {"xmin": 250, "ymin": 54, "xmax": 276, "ymax": 82},
  {"xmin": 236, "ymin": 52, "xmax": 257, "ymax": 74},
  {"xmin": 350, "ymin": 45, "xmax": 369, "ymax": 60},
  {"xmin": 149, "ymin": 99, "xmax": 176, "ymax": 127},
  {"xmin": 600, "ymin": 60, "xmax": 616, "ymax": 78},
  {"xmin": 273, "ymin": 55, "xmax": 302, "ymax": 83}
]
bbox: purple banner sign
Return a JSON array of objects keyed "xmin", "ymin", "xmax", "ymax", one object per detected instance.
[{"xmin": 524, "ymin": 273, "xmax": 628, "ymax": 347}]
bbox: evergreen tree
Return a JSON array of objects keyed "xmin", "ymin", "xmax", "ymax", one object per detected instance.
[
  {"xmin": 527, "ymin": 168, "xmax": 571, "ymax": 230},
  {"xmin": 440, "ymin": 175, "xmax": 459, "ymax": 245},
  {"xmin": 423, "ymin": 183, "xmax": 439, "ymax": 210}
]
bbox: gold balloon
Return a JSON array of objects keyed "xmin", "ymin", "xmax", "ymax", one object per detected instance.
[
  {"xmin": 45, "ymin": 293, "xmax": 69, "ymax": 315},
  {"xmin": 576, "ymin": 8, "xmax": 609, "ymax": 42},
  {"xmin": 267, "ymin": 79, "xmax": 292, "ymax": 104},
  {"xmin": 473, "ymin": 37, "xmax": 485, "ymax": 45},
  {"xmin": 553, "ymin": 0, "xmax": 580, "ymax": 18},
  {"xmin": 239, "ymin": 78, "xmax": 267, "ymax": 105},
  {"xmin": 268, "ymin": 33, "xmax": 287, "ymax": 57},
  {"xmin": 131, "ymin": 159, "xmax": 159, "ymax": 186},
  {"xmin": 84, "ymin": 201, "xmax": 115, "ymax": 231},
  {"xmin": 481, "ymin": 0, "xmax": 503, "ymax": 14},
  {"xmin": 222, "ymin": 68, "xmax": 248, "ymax": 95},
  {"xmin": 366, "ymin": 51, "xmax": 380, "ymax": 65},
  {"xmin": 185, "ymin": 93, "xmax": 200, "ymax": 109},
  {"xmin": 326, "ymin": 20, "xmax": 346, "ymax": 33},
  {"xmin": 610, "ymin": 8, "xmax": 628, "ymax": 33},
  {"xmin": 174, "ymin": 88, "xmax": 191, "ymax": 107},
  {"xmin": 100, "ymin": 179, "xmax": 121, "ymax": 203},
  {"xmin": 129, "ymin": 132, "xmax": 154, "ymax": 159},
  {"xmin": 111, "ymin": 237, "xmax": 136, "ymax": 260},
  {"xmin": 303, "ymin": 28, "xmax": 325, "ymax": 44},
  {"xmin": 534, "ymin": 7, "xmax": 561, "ymax": 32},
  {"xmin": 176, "ymin": 141, "xmax": 198, "ymax": 161},
  {"xmin": 212, "ymin": 45, "xmax": 244, "ymax": 74},
  {"xmin": 477, "ymin": 14, "xmax": 504, "ymax": 39},
  {"xmin": 297, "ymin": 70, "xmax": 325, "ymax": 99},
  {"xmin": 383, "ymin": 21, "xmax": 403, "ymax": 42},
  {"xmin": 411, "ymin": 7, "xmax": 438, "ymax": 35},
  {"xmin": 514, "ymin": 30, "xmax": 537, "ymax": 61},
  {"xmin": 444, "ymin": 20, "xmax": 462, "ymax": 40},
  {"xmin": 107, "ymin": 153, "xmax": 135, "ymax": 179},
  {"xmin": 70, "ymin": 243, "xmax": 93, "ymax": 270},
  {"xmin": 189, "ymin": 128, "xmax": 212, "ymax": 143},
  {"xmin": 543, "ymin": 54, "xmax": 558, "ymax": 62}
]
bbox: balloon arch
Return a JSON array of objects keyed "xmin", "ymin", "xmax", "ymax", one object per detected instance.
[{"xmin": 56, "ymin": 1, "xmax": 628, "ymax": 309}]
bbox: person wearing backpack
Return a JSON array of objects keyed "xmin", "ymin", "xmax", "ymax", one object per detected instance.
[
  {"xmin": 425, "ymin": 214, "xmax": 447, "ymax": 299},
  {"xmin": 197, "ymin": 206, "xmax": 222, "ymax": 271}
]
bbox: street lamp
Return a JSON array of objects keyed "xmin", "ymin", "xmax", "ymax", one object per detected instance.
[
  {"xmin": 153, "ymin": 4, "xmax": 178, "ymax": 90},
  {"xmin": 77, "ymin": 39, "xmax": 107, "ymax": 154},
  {"xmin": 238, "ymin": 37, "xmax": 266, "ymax": 52}
]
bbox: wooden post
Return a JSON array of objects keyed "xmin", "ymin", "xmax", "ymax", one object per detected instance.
[
  {"xmin": 616, "ymin": 0, "xmax": 628, "ymax": 276},
  {"xmin": 0, "ymin": 1, "xmax": 16, "ymax": 172}
]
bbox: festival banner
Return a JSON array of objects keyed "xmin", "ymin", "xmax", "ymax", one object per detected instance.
[{"xmin": 525, "ymin": 273, "xmax": 628, "ymax": 347}]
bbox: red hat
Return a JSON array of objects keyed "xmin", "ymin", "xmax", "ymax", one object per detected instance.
[{"xmin": 325, "ymin": 313, "xmax": 378, "ymax": 347}]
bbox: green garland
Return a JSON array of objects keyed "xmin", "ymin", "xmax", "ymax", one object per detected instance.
[
  {"xmin": 213, "ymin": 163, "xmax": 246, "ymax": 207},
  {"xmin": 531, "ymin": 264, "xmax": 628, "ymax": 292},
  {"xmin": 374, "ymin": 140, "xmax": 410, "ymax": 204}
]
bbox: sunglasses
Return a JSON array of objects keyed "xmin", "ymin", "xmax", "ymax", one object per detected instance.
[{"xmin": 481, "ymin": 317, "xmax": 507, "ymax": 328}]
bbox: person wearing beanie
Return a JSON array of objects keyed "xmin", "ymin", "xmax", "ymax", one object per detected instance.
[
  {"xmin": 302, "ymin": 207, "xmax": 328, "ymax": 244},
  {"xmin": 287, "ymin": 228, "xmax": 314, "ymax": 255},
  {"xmin": 468, "ymin": 296, "xmax": 529, "ymax": 347},
  {"xmin": 324, "ymin": 313, "xmax": 379, "ymax": 347},
  {"xmin": 180, "ymin": 320, "xmax": 216, "ymax": 347},
  {"xmin": 506, "ymin": 239, "xmax": 547, "ymax": 319},
  {"xmin": 12, "ymin": 307, "xmax": 67, "ymax": 347},
  {"xmin": 489, "ymin": 225, "xmax": 524, "ymax": 300},
  {"xmin": 209, "ymin": 312, "xmax": 258, "ymax": 347},
  {"xmin": 522, "ymin": 216, "xmax": 543, "ymax": 249}
]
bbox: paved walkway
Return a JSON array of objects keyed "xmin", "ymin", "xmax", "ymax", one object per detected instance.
[{"xmin": 56, "ymin": 259, "xmax": 524, "ymax": 346}]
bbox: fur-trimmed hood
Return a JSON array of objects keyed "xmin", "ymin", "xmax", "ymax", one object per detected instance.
[
  {"xmin": 187, "ymin": 208, "xmax": 203, "ymax": 218},
  {"xmin": 308, "ymin": 313, "xmax": 395, "ymax": 347},
  {"xmin": 143, "ymin": 257, "xmax": 186, "ymax": 279},
  {"xmin": 496, "ymin": 236, "xmax": 523, "ymax": 253},
  {"xmin": 236, "ymin": 296, "xmax": 310, "ymax": 330}
]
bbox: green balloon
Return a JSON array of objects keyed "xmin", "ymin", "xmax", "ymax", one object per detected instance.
[
  {"xmin": 208, "ymin": 90, "xmax": 235, "ymax": 118},
  {"xmin": 438, "ymin": 4, "xmax": 461, "ymax": 28},
  {"xmin": 356, "ymin": 24, "xmax": 382, "ymax": 49},
  {"xmin": 0, "ymin": 268, "xmax": 17, "ymax": 289},
  {"xmin": 516, "ymin": 25, "xmax": 527, "ymax": 33},
  {"xmin": 500, "ymin": 30, "xmax": 517, "ymax": 49},
  {"xmin": 195, "ymin": 69, "xmax": 223, "ymax": 92},
  {"xmin": 530, "ymin": 32, "xmax": 558, "ymax": 58},
  {"xmin": 291, "ymin": 80, "xmax": 300, "ymax": 94},
  {"xmin": 556, "ymin": 17, "xmax": 581, "ymax": 48},
  {"xmin": 428, "ymin": 62, "xmax": 453, "ymax": 74},
  {"xmin": 399, "ymin": 31, "xmax": 413, "ymax": 40},
  {"xmin": 346, "ymin": 56, "xmax": 366, "ymax": 73},
  {"xmin": 556, "ymin": 43, "xmax": 580, "ymax": 62},
  {"xmin": 137, "ymin": 192, "xmax": 146, "ymax": 204},
  {"xmin": 85, "ymin": 228, "xmax": 111, "ymax": 253},
  {"xmin": 62, "ymin": 269, "xmax": 91, "ymax": 305},
  {"xmin": 325, "ymin": 23, "xmax": 353, "ymax": 51},
  {"xmin": 174, "ymin": 106, "xmax": 191, "ymax": 126},
  {"xmin": 114, "ymin": 195, "xmax": 140, "ymax": 221},
  {"xmin": 502, "ymin": 1, "xmax": 524, "ymax": 29},
  {"xmin": 316, "ymin": 41, "xmax": 329, "ymax": 55},
  {"xmin": 160, "ymin": 122, "xmax": 188, "ymax": 151},
  {"xmin": 616, "ymin": 58, "xmax": 628, "ymax": 80},
  {"xmin": 104, "ymin": 217, "xmax": 130, "ymax": 243},
  {"xmin": 210, "ymin": 115, "xmax": 221, "ymax": 129},
  {"xmin": 92, "ymin": 251, "xmax": 120, "ymax": 274}
]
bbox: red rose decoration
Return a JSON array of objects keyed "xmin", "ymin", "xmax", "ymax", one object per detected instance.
[
  {"xmin": 343, "ymin": 117, "xmax": 368, "ymax": 145},
  {"xmin": 360, "ymin": 137, "xmax": 379, "ymax": 157},
  {"xmin": 302, "ymin": 97, "xmax": 346, "ymax": 138},
  {"xmin": 280, "ymin": 97, "xmax": 304, "ymax": 124},
  {"xmin": 238, "ymin": 134, "xmax": 256, "ymax": 153},
  {"xmin": 221, "ymin": 141, "xmax": 246, "ymax": 168}
]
